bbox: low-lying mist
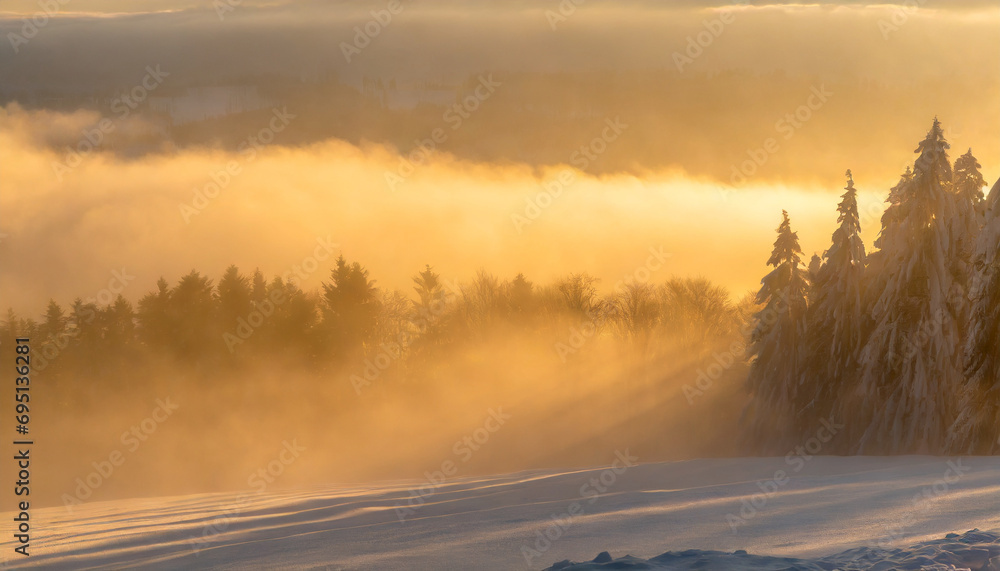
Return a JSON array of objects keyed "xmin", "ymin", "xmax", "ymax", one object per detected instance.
[
  {"xmin": 1, "ymin": 103, "xmax": 912, "ymax": 316},
  {"xmin": 0, "ymin": 100, "xmax": 993, "ymax": 508},
  {"xmin": 4, "ymin": 266, "xmax": 754, "ymax": 509}
]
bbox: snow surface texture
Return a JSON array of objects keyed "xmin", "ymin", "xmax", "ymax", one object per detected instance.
[
  {"xmin": 3, "ymin": 456, "xmax": 1000, "ymax": 569},
  {"xmin": 545, "ymin": 530, "xmax": 1000, "ymax": 570}
]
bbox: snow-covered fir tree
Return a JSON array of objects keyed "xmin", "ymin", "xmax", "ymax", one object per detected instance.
[
  {"xmin": 855, "ymin": 118, "xmax": 965, "ymax": 454},
  {"xmin": 863, "ymin": 167, "xmax": 912, "ymax": 309},
  {"xmin": 847, "ymin": 167, "xmax": 915, "ymax": 448},
  {"xmin": 951, "ymin": 151, "xmax": 988, "ymax": 279},
  {"xmin": 954, "ymin": 149, "xmax": 988, "ymax": 224},
  {"xmin": 743, "ymin": 210, "xmax": 810, "ymax": 452},
  {"xmin": 949, "ymin": 176, "xmax": 1000, "ymax": 453},
  {"xmin": 802, "ymin": 171, "xmax": 867, "ymax": 450},
  {"xmin": 948, "ymin": 148, "xmax": 987, "ymax": 332}
]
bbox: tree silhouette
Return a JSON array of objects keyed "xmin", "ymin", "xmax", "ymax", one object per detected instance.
[
  {"xmin": 950, "ymin": 176, "xmax": 1000, "ymax": 453},
  {"xmin": 217, "ymin": 265, "xmax": 254, "ymax": 330},
  {"xmin": 41, "ymin": 300, "xmax": 68, "ymax": 345},
  {"xmin": 506, "ymin": 273, "xmax": 535, "ymax": 323},
  {"xmin": 803, "ymin": 171, "xmax": 867, "ymax": 448},
  {"xmin": 321, "ymin": 255, "xmax": 379, "ymax": 358},
  {"xmin": 743, "ymin": 210, "xmax": 810, "ymax": 452},
  {"xmin": 168, "ymin": 271, "xmax": 217, "ymax": 358},
  {"xmin": 856, "ymin": 119, "xmax": 964, "ymax": 454},
  {"xmin": 412, "ymin": 264, "xmax": 444, "ymax": 313},
  {"xmin": 611, "ymin": 282, "xmax": 659, "ymax": 349},
  {"xmin": 138, "ymin": 277, "xmax": 172, "ymax": 349},
  {"xmin": 556, "ymin": 273, "xmax": 599, "ymax": 317},
  {"xmin": 103, "ymin": 294, "xmax": 136, "ymax": 349},
  {"xmin": 266, "ymin": 277, "xmax": 317, "ymax": 359},
  {"xmin": 659, "ymin": 277, "xmax": 734, "ymax": 348}
]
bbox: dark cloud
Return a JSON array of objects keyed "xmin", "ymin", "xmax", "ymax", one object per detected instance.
[{"xmin": 2, "ymin": 0, "xmax": 997, "ymax": 90}]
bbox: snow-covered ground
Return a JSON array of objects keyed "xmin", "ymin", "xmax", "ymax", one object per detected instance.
[{"xmin": 4, "ymin": 456, "xmax": 1000, "ymax": 569}]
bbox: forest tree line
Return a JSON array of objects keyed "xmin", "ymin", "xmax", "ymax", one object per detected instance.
[
  {"xmin": 3, "ymin": 257, "xmax": 755, "ymax": 396},
  {"xmin": 744, "ymin": 119, "xmax": 1000, "ymax": 455},
  {"xmin": 4, "ymin": 118, "xmax": 997, "ymax": 457}
]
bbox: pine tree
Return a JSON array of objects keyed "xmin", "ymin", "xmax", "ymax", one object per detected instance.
[
  {"xmin": 412, "ymin": 265, "xmax": 445, "ymax": 315},
  {"xmin": 217, "ymin": 265, "xmax": 253, "ymax": 329},
  {"xmin": 137, "ymin": 277, "xmax": 171, "ymax": 348},
  {"xmin": 67, "ymin": 298, "xmax": 101, "ymax": 370},
  {"xmin": 947, "ymin": 149, "xmax": 988, "ymax": 411},
  {"xmin": 169, "ymin": 271, "xmax": 217, "ymax": 357},
  {"xmin": 953, "ymin": 149, "xmax": 988, "ymax": 224},
  {"xmin": 949, "ymin": 176, "xmax": 1000, "ymax": 452},
  {"xmin": 861, "ymin": 166, "xmax": 914, "ymax": 337},
  {"xmin": 103, "ymin": 295, "xmax": 135, "ymax": 347},
  {"xmin": 855, "ymin": 118, "xmax": 964, "ymax": 454},
  {"xmin": 40, "ymin": 300, "xmax": 68, "ymax": 344},
  {"xmin": 409, "ymin": 264, "xmax": 451, "ymax": 346},
  {"xmin": 948, "ymin": 149, "xmax": 986, "ymax": 330},
  {"xmin": 743, "ymin": 210, "xmax": 810, "ymax": 452},
  {"xmin": 321, "ymin": 255, "xmax": 379, "ymax": 357},
  {"xmin": 802, "ymin": 171, "xmax": 867, "ymax": 446},
  {"xmin": 266, "ymin": 276, "xmax": 316, "ymax": 354},
  {"xmin": 507, "ymin": 273, "xmax": 535, "ymax": 320},
  {"xmin": 251, "ymin": 269, "xmax": 267, "ymax": 305}
]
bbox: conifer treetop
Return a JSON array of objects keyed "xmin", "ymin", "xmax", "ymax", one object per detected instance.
[
  {"xmin": 837, "ymin": 170, "xmax": 861, "ymax": 234},
  {"xmin": 766, "ymin": 210, "xmax": 803, "ymax": 268},
  {"xmin": 913, "ymin": 117, "xmax": 952, "ymax": 183},
  {"xmin": 954, "ymin": 148, "xmax": 987, "ymax": 204}
]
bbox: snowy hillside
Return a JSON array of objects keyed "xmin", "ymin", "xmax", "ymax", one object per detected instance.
[{"xmin": 3, "ymin": 456, "xmax": 1000, "ymax": 569}]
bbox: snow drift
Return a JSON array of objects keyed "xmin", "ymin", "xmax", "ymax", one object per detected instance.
[{"xmin": 3, "ymin": 456, "xmax": 999, "ymax": 569}]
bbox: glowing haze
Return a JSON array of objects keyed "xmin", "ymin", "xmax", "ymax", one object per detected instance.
[
  {"xmin": 1, "ymin": 1, "xmax": 997, "ymax": 313},
  {"xmin": 0, "ymin": 0, "xmax": 997, "ymax": 506}
]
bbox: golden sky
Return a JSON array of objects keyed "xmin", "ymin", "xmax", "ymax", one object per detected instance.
[{"xmin": 1, "ymin": 0, "xmax": 997, "ymax": 313}]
